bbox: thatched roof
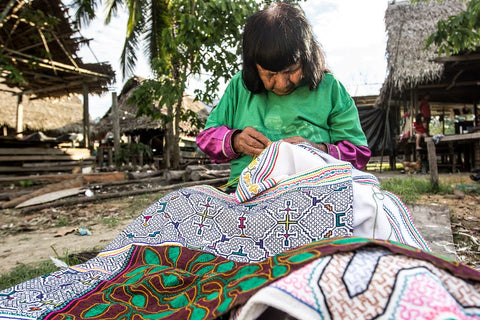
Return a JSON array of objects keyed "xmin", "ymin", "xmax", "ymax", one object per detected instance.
[
  {"xmin": 379, "ymin": 0, "xmax": 466, "ymax": 104},
  {"xmin": 96, "ymin": 77, "xmax": 209, "ymax": 136},
  {"xmin": 0, "ymin": 83, "xmax": 85, "ymax": 134},
  {"xmin": 0, "ymin": 0, "xmax": 115, "ymax": 99}
]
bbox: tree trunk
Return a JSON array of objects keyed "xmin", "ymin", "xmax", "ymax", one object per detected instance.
[
  {"xmin": 172, "ymin": 94, "xmax": 183, "ymax": 169},
  {"xmin": 165, "ymin": 104, "xmax": 174, "ymax": 168}
]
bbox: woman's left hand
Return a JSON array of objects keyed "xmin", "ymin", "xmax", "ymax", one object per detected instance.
[{"xmin": 281, "ymin": 136, "xmax": 328, "ymax": 153}]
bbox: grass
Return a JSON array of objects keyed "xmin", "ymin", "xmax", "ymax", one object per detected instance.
[
  {"xmin": 0, "ymin": 261, "xmax": 57, "ymax": 291},
  {"xmin": 0, "ymin": 248, "xmax": 95, "ymax": 291},
  {"xmin": 55, "ymin": 216, "xmax": 71, "ymax": 227},
  {"xmin": 98, "ymin": 217, "xmax": 120, "ymax": 228},
  {"xmin": 380, "ymin": 176, "xmax": 453, "ymax": 203}
]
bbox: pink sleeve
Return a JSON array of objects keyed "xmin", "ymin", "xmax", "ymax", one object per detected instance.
[
  {"xmin": 325, "ymin": 141, "xmax": 371, "ymax": 170},
  {"xmin": 196, "ymin": 126, "xmax": 240, "ymax": 163}
]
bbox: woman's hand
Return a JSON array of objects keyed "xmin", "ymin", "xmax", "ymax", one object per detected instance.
[
  {"xmin": 282, "ymin": 136, "xmax": 328, "ymax": 153},
  {"xmin": 232, "ymin": 127, "xmax": 271, "ymax": 157}
]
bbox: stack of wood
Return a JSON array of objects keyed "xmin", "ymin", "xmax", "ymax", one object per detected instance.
[
  {"xmin": 163, "ymin": 163, "xmax": 231, "ymax": 182},
  {"xmin": 0, "ymin": 172, "xmax": 125, "ymax": 210},
  {"xmin": 0, "ymin": 146, "xmax": 95, "ymax": 175}
]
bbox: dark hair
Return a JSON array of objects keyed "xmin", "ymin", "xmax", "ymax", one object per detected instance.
[{"xmin": 241, "ymin": 2, "xmax": 327, "ymax": 93}]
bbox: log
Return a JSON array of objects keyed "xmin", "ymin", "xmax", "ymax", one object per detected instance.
[
  {"xmin": 127, "ymin": 171, "xmax": 163, "ymax": 180},
  {"xmin": 190, "ymin": 169, "xmax": 231, "ymax": 181},
  {"xmin": 164, "ymin": 170, "xmax": 186, "ymax": 182},
  {"xmin": 1, "ymin": 176, "xmax": 84, "ymax": 209},
  {"xmin": 15, "ymin": 187, "xmax": 84, "ymax": 208},
  {"xmin": 185, "ymin": 164, "xmax": 230, "ymax": 181},
  {"xmin": 19, "ymin": 177, "xmax": 229, "ymax": 214},
  {"xmin": 0, "ymin": 190, "xmax": 31, "ymax": 201}
]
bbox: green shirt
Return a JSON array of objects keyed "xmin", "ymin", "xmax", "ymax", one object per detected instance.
[{"xmin": 205, "ymin": 71, "xmax": 367, "ymax": 182}]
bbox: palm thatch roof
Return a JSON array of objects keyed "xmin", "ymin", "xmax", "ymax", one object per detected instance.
[
  {"xmin": 379, "ymin": 0, "xmax": 466, "ymax": 105},
  {"xmin": 95, "ymin": 77, "xmax": 209, "ymax": 137},
  {"xmin": 0, "ymin": 0, "xmax": 115, "ymax": 99},
  {"xmin": 0, "ymin": 83, "xmax": 85, "ymax": 134}
]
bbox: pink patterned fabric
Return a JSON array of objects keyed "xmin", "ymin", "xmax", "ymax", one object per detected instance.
[{"xmin": 233, "ymin": 248, "xmax": 480, "ymax": 320}]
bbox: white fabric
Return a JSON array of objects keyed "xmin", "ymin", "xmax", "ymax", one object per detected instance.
[{"xmin": 234, "ymin": 142, "xmax": 394, "ymax": 240}]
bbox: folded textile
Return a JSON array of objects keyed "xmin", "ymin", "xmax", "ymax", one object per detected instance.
[
  {"xmin": 0, "ymin": 142, "xmax": 436, "ymax": 319},
  {"xmin": 1, "ymin": 238, "xmax": 479, "ymax": 320}
]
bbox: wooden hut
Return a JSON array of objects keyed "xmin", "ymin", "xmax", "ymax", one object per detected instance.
[
  {"xmin": 0, "ymin": 0, "xmax": 114, "ymax": 176},
  {"xmin": 0, "ymin": 84, "xmax": 86, "ymax": 138},
  {"xmin": 0, "ymin": 0, "xmax": 115, "ymax": 146},
  {"xmin": 95, "ymin": 77, "xmax": 209, "ymax": 167},
  {"xmin": 377, "ymin": 0, "xmax": 480, "ymax": 171}
]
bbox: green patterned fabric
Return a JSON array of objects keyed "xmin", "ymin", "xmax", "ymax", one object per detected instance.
[{"xmin": 42, "ymin": 237, "xmax": 480, "ymax": 319}]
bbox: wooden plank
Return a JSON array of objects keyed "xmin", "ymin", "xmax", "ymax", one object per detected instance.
[
  {"xmin": 2, "ymin": 176, "xmax": 84, "ymax": 209},
  {"xmin": 430, "ymin": 132, "xmax": 480, "ymax": 143},
  {"xmin": 22, "ymin": 160, "xmax": 93, "ymax": 168},
  {"xmin": 15, "ymin": 187, "xmax": 84, "ymax": 208},
  {"xmin": 62, "ymin": 148, "xmax": 92, "ymax": 157},
  {"xmin": 0, "ymin": 147, "xmax": 65, "ymax": 155},
  {"xmin": 0, "ymin": 172, "xmax": 125, "ymax": 184},
  {"xmin": 0, "ymin": 155, "xmax": 95, "ymax": 161},
  {"xmin": 0, "ymin": 165, "xmax": 80, "ymax": 172}
]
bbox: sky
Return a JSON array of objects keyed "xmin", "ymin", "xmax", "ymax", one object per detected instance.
[{"xmin": 72, "ymin": 0, "xmax": 390, "ymax": 120}]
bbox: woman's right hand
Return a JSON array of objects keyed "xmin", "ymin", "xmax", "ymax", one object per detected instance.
[{"xmin": 232, "ymin": 127, "xmax": 271, "ymax": 157}]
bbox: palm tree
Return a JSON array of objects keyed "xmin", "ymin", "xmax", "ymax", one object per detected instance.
[{"xmin": 71, "ymin": 0, "xmax": 288, "ymax": 168}]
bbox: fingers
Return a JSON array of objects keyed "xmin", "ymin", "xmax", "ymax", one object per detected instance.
[
  {"xmin": 233, "ymin": 127, "xmax": 271, "ymax": 157},
  {"xmin": 281, "ymin": 136, "xmax": 306, "ymax": 144},
  {"xmin": 282, "ymin": 136, "xmax": 328, "ymax": 152}
]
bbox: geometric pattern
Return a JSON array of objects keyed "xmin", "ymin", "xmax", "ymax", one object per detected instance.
[
  {"xmin": 0, "ymin": 147, "xmax": 435, "ymax": 319},
  {"xmin": 2, "ymin": 238, "xmax": 480, "ymax": 320},
  {"xmin": 104, "ymin": 177, "xmax": 355, "ymax": 263},
  {"xmin": 233, "ymin": 241, "xmax": 480, "ymax": 320}
]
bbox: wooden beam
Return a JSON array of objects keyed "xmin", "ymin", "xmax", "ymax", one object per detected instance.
[
  {"xmin": 15, "ymin": 94, "xmax": 27, "ymax": 138},
  {"xmin": 0, "ymin": 0, "xmax": 18, "ymax": 27},
  {"xmin": 433, "ymin": 54, "xmax": 480, "ymax": 63},
  {"xmin": 2, "ymin": 47, "xmax": 111, "ymax": 78},
  {"xmin": 418, "ymin": 81, "xmax": 480, "ymax": 90},
  {"xmin": 112, "ymin": 91, "xmax": 120, "ymax": 168},
  {"xmin": 426, "ymin": 139, "xmax": 439, "ymax": 191},
  {"xmin": 0, "ymin": 155, "xmax": 95, "ymax": 161},
  {"xmin": 83, "ymin": 83, "xmax": 90, "ymax": 148},
  {"xmin": 19, "ymin": 78, "xmax": 97, "ymax": 96}
]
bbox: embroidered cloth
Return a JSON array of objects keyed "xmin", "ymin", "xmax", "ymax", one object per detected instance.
[{"xmin": 0, "ymin": 142, "xmax": 466, "ymax": 320}]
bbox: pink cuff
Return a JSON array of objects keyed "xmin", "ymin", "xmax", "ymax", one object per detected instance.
[
  {"xmin": 325, "ymin": 141, "xmax": 371, "ymax": 170},
  {"xmin": 196, "ymin": 126, "xmax": 240, "ymax": 163}
]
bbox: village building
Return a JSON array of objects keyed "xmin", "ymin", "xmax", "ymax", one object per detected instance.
[
  {"xmin": 376, "ymin": 0, "xmax": 479, "ymax": 174},
  {"xmin": 94, "ymin": 77, "xmax": 209, "ymax": 169}
]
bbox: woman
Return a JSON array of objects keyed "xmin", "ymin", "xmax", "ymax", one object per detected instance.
[{"xmin": 197, "ymin": 2, "xmax": 371, "ymax": 187}]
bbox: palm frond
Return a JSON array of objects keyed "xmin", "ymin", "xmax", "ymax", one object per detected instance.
[
  {"xmin": 70, "ymin": 0, "xmax": 98, "ymax": 28},
  {"xmin": 119, "ymin": 0, "xmax": 146, "ymax": 79},
  {"xmin": 104, "ymin": 0, "xmax": 123, "ymax": 24},
  {"xmin": 145, "ymin": 0, "xmax": 170, "ymax": 66}
]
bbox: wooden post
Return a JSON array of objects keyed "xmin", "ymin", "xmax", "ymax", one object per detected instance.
[
  {"xmin": 426, "ymin": 138, "xmax": 438, "ymax": 191},
  {"xmin": 108, "ymin": 147, "xmax": 113, "ymax": 167},
  {"xmin": 112, "ymin": 92, "xmax": 120, "ymax": 168},
  {"xmin": 15, "ymin": 94, "xmax": 28, "ymax": 139},
  {"xmin": 474, "ymin": 100, "xmax": 479, "ymax": 127},
  {"xmin": 97, "ymin": 146, "xmax": 104, "ymax": 168},
  {"xmin": 82, "ymin": 84, "xmax": 90, "ymax": 148}
]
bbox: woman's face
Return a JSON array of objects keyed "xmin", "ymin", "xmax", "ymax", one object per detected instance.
[{"xmin": 256, "ymin": 62, "xmax": 303, "ymax": 95}]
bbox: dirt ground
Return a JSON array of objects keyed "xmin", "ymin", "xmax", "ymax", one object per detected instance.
[{"xmin": 1, "ymin": 172, "xmax": 479, "ymax": 275}]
